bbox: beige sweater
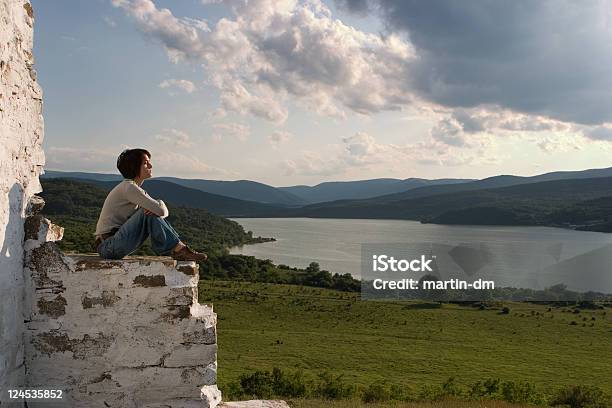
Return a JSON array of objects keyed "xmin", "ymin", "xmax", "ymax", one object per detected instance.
[{"xmin": 95, "ymin": 180, "xmax": 169, "ymax": 236}]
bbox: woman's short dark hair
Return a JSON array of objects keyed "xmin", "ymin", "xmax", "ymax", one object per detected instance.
[{"xmin": 117, "ymin": 148, "xmax": 150, "ymax": 179}]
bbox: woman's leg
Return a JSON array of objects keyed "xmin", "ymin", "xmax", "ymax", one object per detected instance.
[
  {"xmin": 98, "ymin": 209, "xmax": 180, "ymax": 259},
  {"xmin": 147, "ymin": 216, "xmax": 181, "ymax": 255}
]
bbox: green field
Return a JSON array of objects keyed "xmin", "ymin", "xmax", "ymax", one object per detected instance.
[
  {"xmin": 288, "ymin": 399, "xmax": 537, "ymax": 408},
  {"xmin": 199, "ymin": 281, "xmax": 611, "ymax": 399}
]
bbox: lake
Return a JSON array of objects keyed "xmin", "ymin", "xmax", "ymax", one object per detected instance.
[{"xmin": 229, "ymin": 218, "xmax": 612, "ymax": 294}]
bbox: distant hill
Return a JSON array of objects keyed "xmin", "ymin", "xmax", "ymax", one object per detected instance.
[
  {"xmin": 42, "ymin": 168, "xmax": 612, "ymax": 228},
  {"xmin": 156, "ymin": 177, "xmax": 308, "ymax": 206},
  {"xmin": 52, "ymin": 177, "xmax": 282, "ymax": 217},
  {"xmin": 365, "ymin": 166, "xmax": 612, "ymax": 204},
  {"xmin": 42, "ymin": 171, "xmax": 473, "ymax": 205},
  {"xmin": 42, "ymin": 170, "xmax": 123, "ymax": 182},
  {"xmin": 279, "ymin": 178, "xmax": 473, "ymax": 203},
  {"xmin": 276, "ymin": 176, "xmax": 612, "ymax": 228}
]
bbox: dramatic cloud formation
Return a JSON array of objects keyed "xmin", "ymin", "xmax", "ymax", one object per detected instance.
[
  {"xmin": 113, "ymin": 0, "xmax": 415, "ymax": 123},
  {"xmin": 337, "ymin": 0, "xmax": 612, "ymax": 126},
  {"xmin": 111, "ymin": 0, "xmax": 209, "ymax": 63},
  {"xmin": 158, "ymin": 79, "xmax": 196, "ymax": 94}
]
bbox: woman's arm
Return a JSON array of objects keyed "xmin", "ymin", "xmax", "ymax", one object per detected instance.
[{"xmin": 124, "ymin": 182, "xmax": 169, "ymax": 218}]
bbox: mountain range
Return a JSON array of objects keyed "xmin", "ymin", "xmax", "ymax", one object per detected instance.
[
  {"xmin": 42, "ymin": 167, "xmax": 612, "ymax": 229},
  {"xmin": 42, "ymin": 171, "xmax": 472, "ymax": 205}
]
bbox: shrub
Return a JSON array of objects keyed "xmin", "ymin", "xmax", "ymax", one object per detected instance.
[
  {"xmin": 222, "ymin": 381, "xmax": 243, "ymax": 400},
  {"xmin": 239, "ymin": 370, "xmax": 274, "ymax": 399},
  {"xmin": 469, "ymin": 378, "xmax": 501, "ymax": 398},
  {"xmin": 500, "ymin": 380, "xmax": 543, "ymax": 404},
  {"xmin": 272, "ymin": 367, "xmax": 307, "ymax": 398},
  {"xmin": 417, "ymin": 384, "xmax": 445, "ymax": 401},
  {"xmin": 441, "ymin": 377, "xmax": 464, "ymax": 397},
  {"xmin": 237, "ymin": 368, "xmax": 307, "ymax": 399},
  {"xmin": 361, "ymin": 382, "xmax": 391, "ymax": 403},
  {"xmin": 550, "ymin": 385, "xmax": 611, "ymax": 408},
  {"xmin": 313, "ymin": 372, "xmax": 355, "ymax": 399}
]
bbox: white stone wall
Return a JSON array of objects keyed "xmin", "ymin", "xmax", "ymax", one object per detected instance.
[
  {"xmin": 0, "ymin": 0, "xmax": 45, "ymax": 399},
  {"xmin": 22, "ymin": 224, "xmax": 221, "ymax": 407}
]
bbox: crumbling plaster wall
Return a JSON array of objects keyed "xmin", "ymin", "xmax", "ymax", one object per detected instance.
[
  {"xmin": 0, "ymin": 0, "xmax": 45, "ymax": 396},
  {"xmin": 22, "ymin": 231, "xmax": 221, "ymax": 407}
]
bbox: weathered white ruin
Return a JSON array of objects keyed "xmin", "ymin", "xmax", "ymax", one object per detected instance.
[{"xmin": 22, "ymin": 213, "xmax": 222, "ymax": 407}]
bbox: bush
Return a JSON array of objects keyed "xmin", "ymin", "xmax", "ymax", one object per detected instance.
[
  {"xmin": 500, "ymin": 380, "xmax": 543, "ymax": 405},
  {"xmin": 361, "ymin": 382, "xmax": 391, "ymax": 403},
  {"xmin": 313, "ymin": 372, "xmax": 355, "ymax": 399},
  {"xmin": 222, "ymin": 381, "xmax": 243, "ymax": 400},
  {"xmin": 237, "ymin": 368, "xmax": 307, "ymax": 399},
  {"xmin": 417, "ymin": 383, "xmax": 445, "ymax": 401},
  {"xmin": 469, "ymin": 378, "xmax": 501, "ymax": 398},
  {"xmin": 441, "ymin": 377, "xmax": 464, "ymax": 397},
  {"xmin": 232, "ymin": 370, "xmax": 608, "ymax": 407},
  {"xmin": 239, "ymin": 370, "xmax": 274, "ymax": 398},
  {"xmin": 550, "ymin": 385, "xmax": 611, "ymax": 408}
]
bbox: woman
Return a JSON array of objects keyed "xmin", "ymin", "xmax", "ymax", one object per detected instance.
[{"xmin": 94, "ymin": 148, "xmax": 207, "ymax": 262}]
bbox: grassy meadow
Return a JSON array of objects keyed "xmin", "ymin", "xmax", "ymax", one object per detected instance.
[
  {"xmin": 199, "ymin": 281, "xmax": 611, "ymax": 401},
  {"xmin": 288, "ymin": 400, "xmax": 539, "ymax": 408}
]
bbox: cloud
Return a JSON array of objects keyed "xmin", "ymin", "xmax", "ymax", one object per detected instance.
[
  {"xmin": 152, "ymin": 151, "xmax": 232, "ymax": 177},
  {"xmin": 283, "ymin": 132, "xmax": 390, "ymax": 177},
  {"xmin": 268, "ymin": 130, "xmax": 292, "ymax": 148},
  {"xmin": 114, "ymin": 0, "xmax": 415, "ymax": 123},
  {"xmin": 282, "ymin": 130, "xmax": 498, "ymax": 178},
  {"xmin": 283, "ymin": 151, "xmax": 347, "ymax": 177},
  {"xmin": 212, "ymin": 122, "xmax": 250, "ymax": 141},
  {"xmin": 208, "ymin": 107, "xmax": 228, "ymax": 119},
  {"xmin": 111, "ymin": 0, "xmax": 209, "ymax": 63},
  {"xmin": 335, "ymin": 0, "xmax": 370, "ymax": 15},
  {"xmin": 341, "ymin": 131, "xmax": 387, "ymax": 165},
  {"xmin": 451, "ymin": 109, "xmax": 485, "ymax": 133},
  {"xmin": 45, "ymin": 146, "xmax": 231, "ymax": 178},
  {"xmin": 154, "ymin": 128, "xmax": 193, "ymax": 147},
  {"xmin": 339, "ymin": 0, "xmax": 612, "ymax": 126},
  {"xmin": 425, "ymin": 106, "xmax": 588, "ymax": 156},
  {"xmin": 159, "ymin": 79, "xmax": 196, "ymax": 94},
  {"xmin": 103, "ymin": 16, "xmax": 117, "ymax": 27},
  {"xmin": 430, "ymin": 118, "xmax": 467, "ymax": 147},
  {"xmin": 45, "ymin": 147, "xmax": 119, "ymax": 172},
  {"xmin": 535, "ymin": 135, "xmax": 583, "ymax": 153},
  {"xmin": 584, "ymin": 126, "xmax": 612, "ymax": 141}
]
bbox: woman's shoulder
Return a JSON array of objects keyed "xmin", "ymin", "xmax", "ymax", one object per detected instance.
[{"xmin": 120, "ymin": 179, "xmax": 149, "ymax": 195}]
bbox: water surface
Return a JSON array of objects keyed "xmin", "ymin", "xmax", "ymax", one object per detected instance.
[{"xmin": 229, "ymin": 218, "xmax": 612, "ymax": 293}]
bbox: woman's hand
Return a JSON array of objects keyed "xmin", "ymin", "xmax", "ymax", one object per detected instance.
[{"xmin": 143, "ymin": 209, "xmax": 158, "ymax": 216}]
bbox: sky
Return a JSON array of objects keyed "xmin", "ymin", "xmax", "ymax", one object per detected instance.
[{"xmin": 32, "ymin": 0, "xmax": 612, "ymax": 186}]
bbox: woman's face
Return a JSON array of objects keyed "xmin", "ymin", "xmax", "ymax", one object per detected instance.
[{"xmin": 139, "ymin": 154, "xmax": 153, "ymax": 180}]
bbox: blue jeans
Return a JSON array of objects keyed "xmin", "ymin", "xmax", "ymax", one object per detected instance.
[{"xmin": 97, "ymin": 209, "xmax": 180, "ymax": 259}]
